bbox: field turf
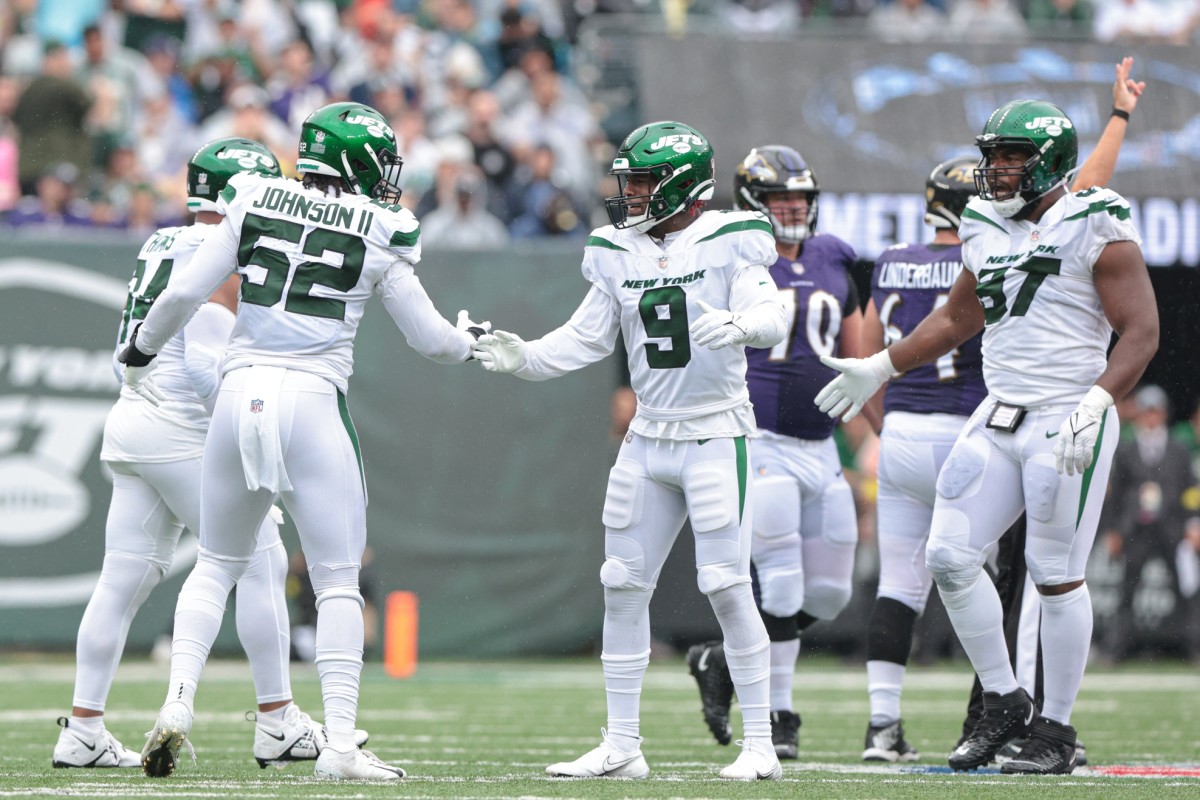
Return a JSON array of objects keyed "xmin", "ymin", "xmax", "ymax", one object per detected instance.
[{"xmin": 1, "ymin": 656, "xmax": 1197, "ymax": 798}]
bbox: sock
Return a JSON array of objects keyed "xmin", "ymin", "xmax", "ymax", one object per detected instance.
[
  {"xmin": 69, "ymin": 715, "xmax": 104, "ymax": 737},
  {"xmin": 72, "ymin": 552, "xmax": 162, "ymax": 711},
  {"xmin": 866, "ymin": 660, "xmax": 906, "ymax": 726},
  {"xmin": 600, "ymin": 585, "xmax": 653, "ymax": 750},
  {"xmin": 709, "ymin": 583, "xmax": 770, "ymax": 740},
  {"xmin": 938, "ymin": 572, "xmax": 1017, "ymax": 695},
  {"xmin": 235, "ymin": 539, "xmax": 292, "ymax": 705},
  {"xmin": 1039, "ymin": 584, "xmax": 1092, "ymax": 724},
  {"xmin": 167, "ymin": 557, "xmax": 243, "ymax": 710},
  {"xmin": 314, "ymin": 593, "xmax": 364, "ymax": 752},
  {"xmin": 769, "ymin": 639, "xmax": 799, "ymax": 712},
  {"xmin": 258, "ymin": 704, "xmax": 290, "ymax": 724}
]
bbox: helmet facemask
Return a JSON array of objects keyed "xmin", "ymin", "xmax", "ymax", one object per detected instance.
[
  {"xmin": 740, "ymin": 185, "xmax": 816, "ymax": 243},
  {"xmin": 606, "ymin": 162, "xmax": 704, "ymax": 233},
  {"xmin": 974, "ymin": 143, "xmax": 1048, "ymax": 219}
]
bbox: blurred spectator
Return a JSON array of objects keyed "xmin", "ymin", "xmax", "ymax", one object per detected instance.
[
  {"xmin": 344, "ymin": 36, "xmax": 418, "ymax": 113},
  {"xmin": 509, "ymin": 145, "xmax": 584, "ymax": 239},
  {"xmin": 421, "ymin": 166, "xmax": 510, "ymax": 249},
  {"xmin": 491, "ymin": 39, "xmax": 585, "ymax": 113},
  {"xmin": 121, "ymin": 0, "xmax": 188, "ymax": 52},
  {"xmin": 197, "ymin": 84, "xmax": 293, "ymax": 168},
  {"xmin": 1026, "ymin": 0, "xmax": 1095, "ymax": 38},
  {"xmin": 34, "ymin": 0, "xmax": 104, "ymax": 49},
  {"xmin": 1094, "ymin": 0, "xmax": 1200, "ymax": 44},
  {"xmin": 187, "ymin": 10, "xmax": 268, "ymax": 121},
  {"xmin": 1100, "ymin": 385, "xmax": 1196, "ymax": 662},
  {"xmin": 393, "ymin": 108, "xmax": 441, "ymax": 211},
  {"xmin": 267, "ymin": 39, "xmax": 333, "ymax": 134},
  {"xmin": 464, "ymin": 89, "xmax": 517, "ymax": 221},
  {"xmin": 4, "ymin": 162, "xmax": 92, "ymax": 228},
  {"xmin": 0, "ymin": 76, "xmax": 20, "ymax": 211},
  {"xmin": 78, "ymin": 24, "xmax": 151, "ymax": 168},
  {"xmin": 11, "ymin": 40, "xmax": 93, "ymax": 195},
  {"xmin": 144, "ymin": 34, "xmax": 198, "ymax": 124},
  {"xmin": 424, "ymin": 43, "xmax": 489, "ymax": 138},
  {"xmin": 867, "ymin": 0, "xmax": 947, "ymax": 42},
  {"xmin": 946, "ymin": 0, "xmax": 1028, "ymax": 42},
  {"xmin": 494, "ymin": 3, "xmax": 558, "ymax": 76}
]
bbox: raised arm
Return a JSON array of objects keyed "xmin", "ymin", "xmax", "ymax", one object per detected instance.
[{"xmin": 1071, "ymin": 57, "xmax": 1145, "ymax": 192}]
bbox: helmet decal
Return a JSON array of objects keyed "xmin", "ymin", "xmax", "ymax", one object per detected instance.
[{"xmin": 605, "ymin": 121, "xmax": 715, "ymax": 233}]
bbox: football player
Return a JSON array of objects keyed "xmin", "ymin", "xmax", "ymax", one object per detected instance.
[
  {"xmin": 53, "ymin": 138, "xmax": 352, "ymax": 771},
  {"xmin": 119, "ymin": 103, "xmax": 486, "ymax": 780},
  {"xmin": 817, "ymin": 97, "xmax": 1157, "ymax": 774},
  {"xmin": 472, "ymin": 121, "xmax": 788, "ymax": 780},
  {"xmin": 684, "ymin": 145, "xmax": 864, "ymax": 761}
]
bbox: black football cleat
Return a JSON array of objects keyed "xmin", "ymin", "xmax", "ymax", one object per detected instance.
[
  {"xmin": 862, "ymin": 718, "xmax": 920, "ymax": 763},
  {"xmin": 685, "ymin": 641, "xmax": 734, "ymax": 745},
  {"xmin": 770, "ymin": 710, "xmax": 801, "ymax": 760},
  {"xmin": 948, "ymin": 687, "xmax": 1035, "ymax": 772},
  {"xmin": 1000, "ymin": 716, "xmax": 1078, "ymax": 775}
]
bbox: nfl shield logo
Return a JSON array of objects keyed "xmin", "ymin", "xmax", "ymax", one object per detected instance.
[
  {"xmin": 250, "ymin": 399, "xmax": 264, "ymax": 413},
  {"xmin": 657, "ymin": 256, "xmax": 668, "ymax": 270},
  {"xmin": 1031, "ymin": 230, "xmax": 1040, "ymax": 242}
]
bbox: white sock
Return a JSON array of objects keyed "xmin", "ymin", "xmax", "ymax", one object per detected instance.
[
  {"xmin": 314, "ymin": 594, "xmax": 364, "ymax": 751},
  {"xmin": 69, "ymin": 715, "xmax": 104, "ymax": 737},
  {"xmin": 167, "ymin": 557, "xmax": 242, "ymax": 709},
  {"xmin": 866, "ymin": 660, "xmax": 906, "ymax": 725},
  {"xmin": 602, "ymin": 649, "xmax": 649, "ymax": 747},
  {"xmin": 938, "ymin": 573, "xmax": 1017, "ymax": 694},
  {"xmin": 769, "ymin": 639, "xmax": 799, "ymax": 712},
  {"xmin": 235, "ymin": 540, "xmax": 292, "ymax": 705},
  {"xmin": 709, "ymin": 584, "xmax": 771, "ymax": 740},
  {"xmin": 72, "ymin": 553, "xmax": 161, "ymax": 711},
  {"xmin": 1039, "ymin": 584, "xmax": 1092, "ymax": 724},
  {"xmin": 257, "ymin": 704, "xmax": 290, "ymax": 724}
]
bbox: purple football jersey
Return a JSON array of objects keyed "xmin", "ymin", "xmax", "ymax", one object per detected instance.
[
  {"xmin": 747, "ymin": 233, "xmax": 859, "ymax": 440},
  {"xmin": 870, "ymin": 242, "xmax": 985, "ymax": 416}
]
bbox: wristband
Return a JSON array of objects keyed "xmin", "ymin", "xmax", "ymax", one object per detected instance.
[{"xmin": 1111, "ymin": 107, "xmax": 1130, "ymax": 122}]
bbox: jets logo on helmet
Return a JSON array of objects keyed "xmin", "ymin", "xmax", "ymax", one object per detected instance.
[
  {"xmin": 186, "ymin": 137, "xmax": 281, "ymax": 213},
  {"xmin": 974, "ymin": 98, "xmax": 1077, "ymax": 219},
  {"xmin": 604, "ymin": 121, "xmax": 715, "ymax": 233},
  {"xmin": 343, "ymin": 113, "xmax": 395, "ymax": 141},
  {"xmin": 734, "ymin": 145, "xmax": 818, "ymax": 243}
]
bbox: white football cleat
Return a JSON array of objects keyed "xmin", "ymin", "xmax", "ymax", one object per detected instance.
[
  {"xmin": 719, "ymin": 737, "xmax": 783, "ymax": 780},
  {"xmin": 141, "ymin": 701, "xmax": 195, "ymax": 778},
  {"xmin": 252, "ymin": 704, "xmax": 369, "ymax": 768},
  {"xmin": 314, "ymin": 748, "xmax": 405, "ymax": 780},
  {"xmin": 546, "ymin": 729, "xmax": 650, "ymax": 778},
  {"xmin": 52, "ymin": 717, "xmax": 140, "ymax": 768}
]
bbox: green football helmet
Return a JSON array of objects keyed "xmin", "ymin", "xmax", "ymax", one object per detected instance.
[
  {"xmin": 974, "ymin": 99, "xmax": 1078, "ymax": 218},
  {"xmin": 605, "ymin": 120, "xmax": 715, "ymax": 232},
  {"xmin": 187, "ymin": 137, "xmax": 280, "ymax": 213},
  {"xmin": 296, "ymin": 102, "xmax": 403, "ymax": 202}
]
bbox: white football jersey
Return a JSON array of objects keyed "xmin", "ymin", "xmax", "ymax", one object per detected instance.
[
  {"xmin": 960, "ymin": 188, "xmax": 1141, "ymax": 406},
  {"xmin": 217, "ymin": 172, "xmax": 422, "ymax": 390},
  {"xmin": 581, "ymin": 210, "xmax": 777, "ymax": 432}
]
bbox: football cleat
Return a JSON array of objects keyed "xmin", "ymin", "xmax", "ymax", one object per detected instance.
[
  {"xmin": 251, "ymin": 703, "xmax": 370, "ymax": 768},
  {"xmin": 719, "ymin": 737, "xmax": 783, "ymax": 780},
  {"xmin": 862, "ymin": 718, "xmax": 920, "ymax": 763},
  {"xmin": 686, "ymin": 641, "xmax": 734, "ymax": 745},
  {"xmin": 314, "ymin": 747, "xmax": 405, "ymax": 780},
  {"xmin": 545, "ymin": 729, "xmax": 649, "ymax": 778},
  {"xmin": 770, "ymin": 710, "xmax": 801, "ymax": 760},
  {"xmin": 1000, "ymin": 716, "xmax": 1078, "ymax": 775},
  {"xmin": 141, "ymin": 701, "xmax": 195, "ymax": 778},
  {"xmin": 52, "ymin": 717, "xmax": 140, "ymax": 768},
  {"xmin": 948, "ymin": 687, "xmax": 1035, "ymax": 772},
  {"xmin": 995, "ymin": 735, "xmax": 1088, "ymax": 767}
]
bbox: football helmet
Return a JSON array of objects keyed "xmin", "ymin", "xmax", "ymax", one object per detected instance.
[
  {"xmin": 734, "ymin": 145, "xmax": 818, "ymax": 243},
  {"xmin": 296, "ymin": 102, "xmax": 403, "ymax": 202},
  {"xmin": 186, "ymin": 138, "xmax": 280, "ymax": 213},
  {"xmin": 604, "ymin": 120, "xmax": 714, "ymax": 233},
  {"xmin": 974, "ymin": 99, "xmax": 1077, "ymax": 219},
  {"xmin": 925, "ymin": 155, "xmax": 976, "ymax": 230}
]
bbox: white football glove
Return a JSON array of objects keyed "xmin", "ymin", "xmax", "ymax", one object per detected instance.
[
  {"xmin": 689, "ymin": 299, "xmax": 749, "ymax": 350},
  {"xmin": 814, "ymin": 351, "xmax": 896, "ymax": 422},
  {"xmin": 1054, "ymin": 385, "xmax": 1114, "ymax": 476},
  {"xmin": 456, "ymin": 309, "xmax": 492, "ymax": 339},
  {"xmin": 124, "ymin": 362, "xmax": 166, "ymax": 406},
  {"xmin": 471, "ymin": 330, "xmax": 526, "ymax": 373}
]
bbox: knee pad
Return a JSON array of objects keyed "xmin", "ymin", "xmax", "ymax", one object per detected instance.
[
  {"xmin": 925, "ymin": 508, "xmax": 976, "ymax": 579},
  {"xmin": 314, "ymin": 585, "xmax": 364, "ymax": 610},
  {"xmin": 601, "ymin": 534, "xmax": 648, "ymax": 590},
  {"xmin": 601, "ymin": 460, "xmax": 643, "ymax": 531},
  {"xmin": 309, "ymin": 561, "xmax": 361, "ymax": 598},
  {"xmin": 930, "ymin": 565, "xmax": 983, "ymax": 595},
  {"xmin": 935, "ymin": 441, "xmax": 987, "ymax": 500},
  {"xmin": 801, "ymin": 580, "xmax": 852, "ymax": 621},
  {"xmin": 751, "ymin": 476, "xmax": 804, "ymax": 616}
]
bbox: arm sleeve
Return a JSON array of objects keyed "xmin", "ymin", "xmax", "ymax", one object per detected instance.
[
  {"xmin": 729, "ymin": 264, "xmax": 788, "ymax": 349},
  {"xmin": 515, "ymin": 284, "xmax": 621, "ymax": 381},
  {"xmin": 377, "ymin": 263, "xmax": 473, "ymax": 364},
  {"xmin": 136, "ymin": 218, "xmax": 240, "ymax": 354},
  {"xmin": 182, "ymin": 302, "xmax": 236, "ymax": 412}
]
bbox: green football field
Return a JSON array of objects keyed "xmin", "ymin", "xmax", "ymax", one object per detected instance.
[{"xmin": 2, "ymin": 656, "xmax": 1197, "ymax": 799}]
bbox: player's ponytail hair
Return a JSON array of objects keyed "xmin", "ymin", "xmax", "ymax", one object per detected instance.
[{"xmin": 302, "ymin": 173, "xmax": 347, "ymax": 197}]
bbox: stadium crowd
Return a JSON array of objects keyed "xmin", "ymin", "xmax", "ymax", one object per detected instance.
[{"xmin": 2, "ymin": 1, "xmax": 1198, "ymax": 237}]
